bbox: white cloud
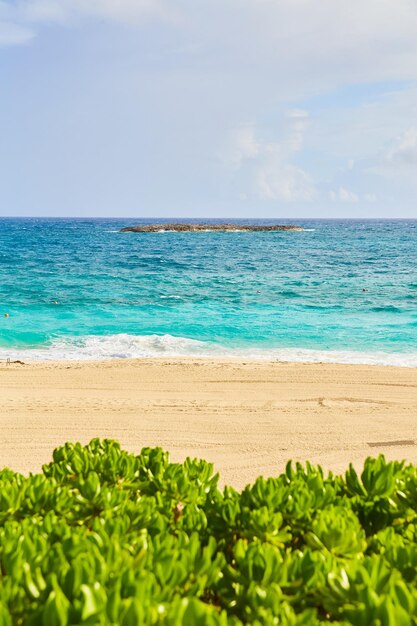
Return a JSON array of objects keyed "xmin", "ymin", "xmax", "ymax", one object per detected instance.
[
  {"xmin": 1, "ymin": 0, "xmax": 417, "ymax": 135},
  {"xmin": 185, "ymin": 0, "xmax": 417, "ymax": 105},
  {"xmin": 14, "ymin": 1, "xmax": 70, "ymax": 23},
  {"xmin": 68, "ymin": 0, "xmax": 172, "ymax": 23},
  {"xmin": 364, "ymin": 193, "xmax": 377, "ymax": 202},
  {"xmin": 1, "ymin": 0, "xmax": 417, "ymax": 91},
  {"xmin": 0, "ymin": 0, "xmax": 173, "ymax": 43},
  {"xmin": 224, "ymin": 109, "xmax": 316, "ymax": 202},
  {"xmin": 224, "ymin": 125, "xmax": 260, "ymax": 170},
  {"xmin": 384, "ymin": 127, "xmax": 417, "ymax": 167},
  {"xmin": 367, "ymin": 126, "xmax": 417, "ymax": 182},
  {"xmin": 0, "ymin": 20, "xmax": 33, "ymax": 45},
  {"xmin": 256, "ymin": 110, "xmax": 316, "ymax": 201},
  {"xmin": 329, "ymin": 187, "xmax": 359, "ymax": 203},
  {"xmin": 257, "ymin": 162, "xmax": 315, "ymax": 202}
]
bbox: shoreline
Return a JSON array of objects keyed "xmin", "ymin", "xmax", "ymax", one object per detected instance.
[
  {"xmin": 2, "ymin": 355, "xmax": 417, "ymax": 367},
  {"xmin": 2, "ymin": 358, "xmax": 417, "ymax": 487},
  {"xmin": 1, "ymin": 346, "xmax": 417, "ymax": 368}
]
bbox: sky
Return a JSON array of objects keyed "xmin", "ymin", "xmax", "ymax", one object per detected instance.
[{"xmin": 1, "ymin": 1, "xmax": 417, "ymax": 218}]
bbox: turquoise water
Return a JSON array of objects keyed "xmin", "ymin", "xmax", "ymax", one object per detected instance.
[{"xmin": 0, "ymin": 218, "xmax": 416, "ymax": 364}]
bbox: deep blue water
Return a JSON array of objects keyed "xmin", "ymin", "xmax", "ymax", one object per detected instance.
[{"xmin": 0, "ymin": 218, "xmax": 416, "ymax": 364}]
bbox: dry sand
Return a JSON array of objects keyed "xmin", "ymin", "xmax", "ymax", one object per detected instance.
[{"xmin": 1, "ymin": 358, "xmax": 417, "ymax": 488}]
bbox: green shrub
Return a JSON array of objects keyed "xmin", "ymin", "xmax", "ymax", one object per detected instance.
[{"xmin": 1, "ymin": 439, "xmax": 417, "ymax": 625}]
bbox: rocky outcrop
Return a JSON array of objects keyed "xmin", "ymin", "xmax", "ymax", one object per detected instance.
[{"xmin": 120, "ymin": 223, "xmax": 303, "ymax": 233}]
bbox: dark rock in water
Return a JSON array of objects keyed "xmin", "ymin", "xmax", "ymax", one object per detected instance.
[{"xmin": 120, "ymin": 223, "xmax": 304, "ymax": 233}]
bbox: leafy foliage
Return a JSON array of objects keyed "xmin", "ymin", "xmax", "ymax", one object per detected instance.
[{"xmin": 1, "ymin": 440, "xmax": 417, "ymax": 624}]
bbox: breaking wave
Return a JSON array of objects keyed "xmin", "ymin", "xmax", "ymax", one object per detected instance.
[{"xmin": 0, "ymin": 333, "xmax": 416, "ymax": 367}]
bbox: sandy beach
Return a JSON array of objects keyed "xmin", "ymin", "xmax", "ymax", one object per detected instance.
[{"xmin": 1, "ymin": 358, "xmax": 417, "ymax": 488}]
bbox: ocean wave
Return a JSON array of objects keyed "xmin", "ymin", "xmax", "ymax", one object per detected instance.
[
  {"xmin": 279, "ymin": 290, "xmax": 302, "ymax": 298},
  {"xmin": 370, "ymin": 305, "xmax": 404, "ymax": 313},
  {"xmin": 0, "ymin": 333, "xmax": 416, "ymax": 366}
]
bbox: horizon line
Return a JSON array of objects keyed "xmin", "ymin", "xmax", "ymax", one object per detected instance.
[{"xmin": 0, "ymin": 216, "xmax": 416, "ymax": 221}]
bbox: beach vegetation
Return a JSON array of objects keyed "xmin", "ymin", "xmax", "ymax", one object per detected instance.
[{"xmin": 1, "ymin": 439, "xmax": 417, "ymax": 625}]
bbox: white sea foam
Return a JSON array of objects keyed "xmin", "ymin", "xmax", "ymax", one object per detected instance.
[
  {"xmin": 159, "ymin": 295, "xmax": 182, "ymax": 299},
  {"xmin": 0, "ymin": 333, "xmax": 417, "ymax": 366}
]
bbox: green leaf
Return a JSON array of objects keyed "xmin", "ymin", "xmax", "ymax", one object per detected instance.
[
  {"xmin": 42, "ymin": 588, "xmax": 70, "ymax": 626},
  {"xmin": 80, "ymin": 583, "xmax": 106, "ymax": 620}
]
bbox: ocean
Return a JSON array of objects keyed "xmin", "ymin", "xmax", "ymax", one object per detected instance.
[{"xmin": 0, "ymin": 217, "xmax": 416, "ymax": 365}]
